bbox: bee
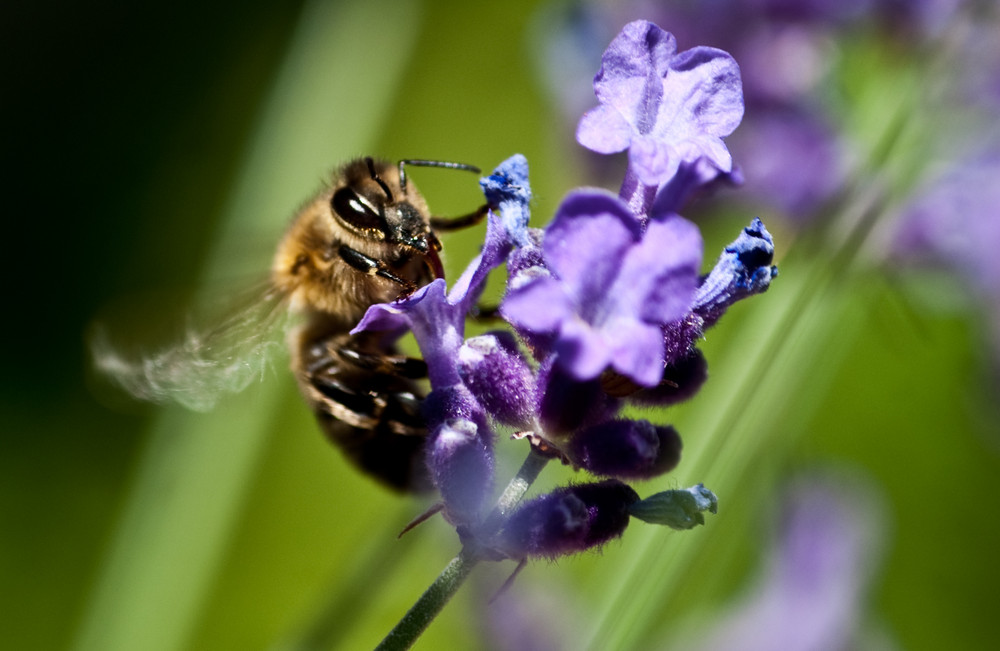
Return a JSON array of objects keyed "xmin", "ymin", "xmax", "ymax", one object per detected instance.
[
  {"xmin": 93, "ymin": 156, "xmax": 485, "ymax": 492},
  {"xmin": 273, "ymin": 157, "xmax": 485, "ymax": 491}
]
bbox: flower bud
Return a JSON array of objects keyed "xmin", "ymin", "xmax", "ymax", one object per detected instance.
[
  {"xmin": 628, "ymin": 483, "xmax": 718, "ymax": 530},
  {"xmin": 693, "ymin": 218, "xmax": 777, "ymax": 327},
  {"xmin": 567, "ymin": 419, "xmax": 682, "ymax": 479},
  {"xmin": 457, "ymin": 332, "xmax": 537, "ymax": 429},
  {"xmin": 496, "ymin": 480, "xmax": 639, "ymax": 559},
  {"xmin": 423, "ymin": 385, "xmax": 494, "ymax": 525},
  {"xmin": 627, "ymin": 349, "xmax": 708, "ymax": 407}
]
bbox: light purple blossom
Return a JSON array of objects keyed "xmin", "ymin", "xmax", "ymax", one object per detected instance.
[
  {"xmin": 890, "ymin": 152, "xmax": 1000, "ymax": 357},
  {"xmin": 577, "ymin": 20, "xmax": 744, "ymax": 187},
  {"xmin": 353, "ymin": 155, "xmax": 532, "ymax": 522},
  {"xmin": 502, "ymin": 189, "xmax": 703, "ymax": 387},
  {"xmin": 669, "ymin": 476, "xmax": 886, "ymax": 651},
  {"xmin": 576, "ymin": 20, "xmax": 744, "ymax": 219}
]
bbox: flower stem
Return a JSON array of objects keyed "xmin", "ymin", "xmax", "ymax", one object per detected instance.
[
  {"xmin": 495, "ymin": 448, "xmax": 551, "ymax": 517},
  {"xmin": 375, "ymin": 449, "xmax": 550, "ymax": 650},
  {"xmin": 374, "ymin": 550, "xmax": 478, "ymax": 651}
]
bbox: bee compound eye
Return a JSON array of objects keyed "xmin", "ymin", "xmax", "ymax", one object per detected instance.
[{"xmin": 331, "ymin": 187, "xmax": 385, "ymax": 233}]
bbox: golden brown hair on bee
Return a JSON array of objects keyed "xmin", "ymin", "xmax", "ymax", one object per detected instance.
[
  {"xmin": 273, "ymin": 157, "xmax": 483, "ymax": 492},
  {"xmin": 273, "ymin": 158, "xmax": 441, "ymax": 332}
]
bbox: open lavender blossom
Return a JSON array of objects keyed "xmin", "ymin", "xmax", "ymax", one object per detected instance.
[
  {"xmin": 501, "ymin": 190, "xmax": 702, "ymax": 387},
  {"xmin": 577, "ymin": 20, "xmax": 744, "ymax": 218},
  {"xmin": 355, "ymin": 20, "xmax": 775, "ymax": 562}
]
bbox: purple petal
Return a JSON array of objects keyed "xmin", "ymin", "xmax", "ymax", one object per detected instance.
[
  {"xmin": 604, "ymin": 318, "xmax": 667, "ymax": 387},
  {"xmin": 577, "ymin": 103, "xmax": 634, "ymax": 153},
  {"xmin": 553, "ymin": 318, "xmax": 615, "ymax": 381},
  {"xmin": 543, "ymin": 189, "xmax": 641, "ymax": 301},
  {"xmin": 656, "ymin": 46, "xmax": 744, "ymax": 145},
  {"xmin": 613, "ymin": 214, "xmax": 702, "ymax": 325},
  {"xmin": 501, "ymin": 276, "xmax": 577, "ymax": 334},
  {"xmin": 592, "ymin": 21, "xmax": 677, "ymax": 134}
]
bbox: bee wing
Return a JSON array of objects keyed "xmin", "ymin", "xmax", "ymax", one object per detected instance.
[{"xmin": 90, "ymin": 284, "xmax": 291, "ymax": 412}]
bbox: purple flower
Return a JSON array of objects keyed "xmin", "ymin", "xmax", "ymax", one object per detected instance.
[
  {"xmin": 567, "ymin": 419, "xmax": 682, "ymax": 479},
  {"xmin": 890, "ymin": 151, "xmax": 1000, "ymax": 358},
  {"xmin": 576, "ymin": 20, "xmax": 744, "ymax": 216},
  {"xmin": 892, "ymin": 153, "xmax": 1000, "ymax": 297},
  {"xmin": 668, "ymin": 476, "xmax": 885, "ymax": 651},
  {"xmin": 502, "ymin": 189, "xmax": 703, "ymax": 387},
  {"xmin": 353, "ymin": 155, "xmax": 533, "ymax": 522},
  {"xmin": 496, "ymin": 480, "xmax": 640, "ymax": 560},
  {"xmin": 457, "ymin": 332, "xmax": 537, "ymax": 430},
  {"xmin": 693, "ymin": 217, "xmax": 778, "ymax": 327}
]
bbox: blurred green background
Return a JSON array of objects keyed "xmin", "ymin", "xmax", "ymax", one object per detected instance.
[{"xmin": 3, "ymin": 0, "xmax": 998, "ymax": 649}]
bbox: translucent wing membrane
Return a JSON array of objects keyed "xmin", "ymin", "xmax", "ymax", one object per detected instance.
[{"xmin": 90, "ymin": 284, "xmax": 291, "ymax": 412}]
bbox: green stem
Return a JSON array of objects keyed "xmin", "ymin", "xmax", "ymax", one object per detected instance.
[
  {"xmin": 485, "ymin": 448, "xmax": 551, "ymax": 532},
  {"xmin": 375, "ymin": 448, "xmax": 550, "ymax": 650},
  {"xmin": 374, "ymin": 550, "xmax": 478, "ymax": 651}
]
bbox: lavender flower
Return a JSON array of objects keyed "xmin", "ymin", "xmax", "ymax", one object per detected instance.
[
  {"xmin": 502, "ymin": 190, "xmax": 702, "ymax": 387},
  {"xmin": 667, "ymin": 476, "xmax": 886, "ymax": 651},
  {"xmin": 356, "ymin": 20, "xmax": 775, "ymax": 564},
  {"xmin": 354, "ymin": 156, "xmax": 531, "ymax": 523},
  {"xmin": 495, "ymin": 480, "xmax": 639, "ymax": 559},
  {"xmin": 577, "ymin": 20, "xmax": 744, "ymax": 219},
  {"xmin": 890, "ymin": 151, "xmax": 1000, "ymax": 357}
]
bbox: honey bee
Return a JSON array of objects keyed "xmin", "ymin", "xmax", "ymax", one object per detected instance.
[
  {"xmin": 274, "ymin": 157, "xmax": 486, "ymax": 491},
  {"xmin": 93, "ymin": 156, "xmax": 485, "ymax": 492}
]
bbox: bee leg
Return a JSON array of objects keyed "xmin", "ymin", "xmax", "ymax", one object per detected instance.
[
  {"xmin": 336, "ymin": 346, "xmax": 428, "ymax": 379},
  {"xmin": 338, "ymin": 245, "xmax": 417, "ymax": 292},
  {"xmin": 429, "ymin": 203, "xmax": 490, "ymax": 231},
  {"xmin": 312, "ymin": 374, "xmax": 424, "ymax": 434}
]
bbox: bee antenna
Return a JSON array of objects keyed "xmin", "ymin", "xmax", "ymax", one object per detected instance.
[
  {"xmin": 365, "ymin": 156, "xmax": 395, "ymax": 202},
  {"xmin": 398, "ymin": 159, "xmax": 481, "ymax": 195}
]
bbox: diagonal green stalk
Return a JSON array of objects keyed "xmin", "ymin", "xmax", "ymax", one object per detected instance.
[{"xmin": 375, "ymin": 449, "xmax": 550, "ymax": 651}]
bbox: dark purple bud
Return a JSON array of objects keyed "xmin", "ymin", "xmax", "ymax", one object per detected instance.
[
  {"xmin": 568, "ymin": 419, "xmax": 682, "ymax": 479},
  {"xmin": 627, "ymin": 349, "xmax": 709, "ymax": 407},
  {"xmin": 694, "ymin": 218, "xmax": 777, "ymax": 327},
  {"xmin": 423, "ymin": 385, "xmax": 494, "ymax": 525},
  {"xmin": 570, "ymin": 480, "xmax": 641, "ymax": 547},
  {"xmin": 497, "ymin": 480, "xmax": 639, "ymax": 559},
  {"xmin": 427, "ymin": 417, "xmax": 495, "ymax": 526},
  {"xmin": 536, "ymin": 357, "xmax": 620, "ymax": 436},
  {"xmin": 457, "ymin": 332, "xmax": 537, "ymax": 429}
]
